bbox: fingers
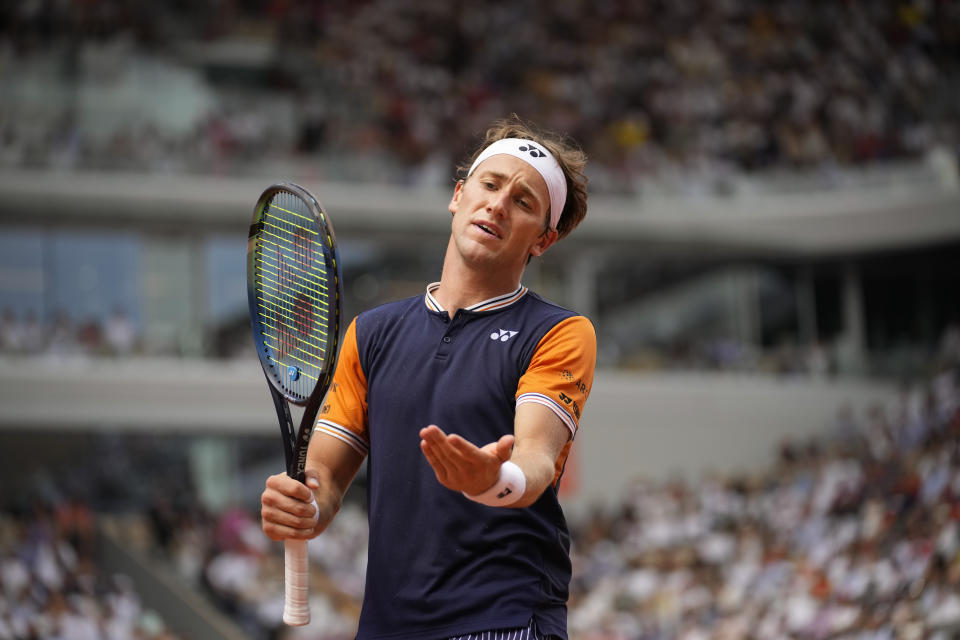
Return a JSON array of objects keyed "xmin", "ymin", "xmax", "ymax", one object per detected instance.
[
  {"xmin": 419, "ymin": 425, "xmax": 512, "ymax": 494},
  {"xmin": 419, "ymin": 425, "xmax": 452, "ymax": 475},
  {"xmin": 419, "ymin": 425, "xmax": 450, "ymax": 449},
  {"xmin": 260, "ymin": 472, "xmax": 318, "ymax": 541},
  {"xmin": 419, "ymin": 426, "xmax": 475, "ymax": 476},
  {"xmin": 494, "ymin": 434, "xmax": 515, "ymax": 462},
  {"xmin": 420, "ymin": 426, "xmax": 484, "ymax": 459},
  {"xmin": 265, "ymin": 472, "xmax": 313, "ymax": 501},
  {"xmin": 419, "ymin": 430, "xmax": 453, "ymax": 481},
  {"xmin": 479, "ymin": 434, "xmax": 515, "ymax": 461}
]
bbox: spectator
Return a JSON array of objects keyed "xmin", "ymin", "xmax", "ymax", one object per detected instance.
[
  {"xmin": 104, "ymin": 307, "xmax": 137, "ymax": 356},
  {"xmin": 1, "ymin": 0, "xmax": 957, "ymax": 191},
  {"xmin": 565, "ymin": 363, "xmax": 960, "ymax": 639},
  {"xmin": 0, "ymin": 501, "xmax": 185, "ymax": 640}
]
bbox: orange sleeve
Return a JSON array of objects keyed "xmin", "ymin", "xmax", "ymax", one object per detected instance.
[
  {"xmin": 314, "ymin": 318, "xmax": 370, "ymax": 457},
  {"xmin": 515, "ymin": 315, "xmax": 596, "ymax": 439}
]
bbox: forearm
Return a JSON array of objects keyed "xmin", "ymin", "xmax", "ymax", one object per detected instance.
[
  {"xmin": 502, "ymin": 402, "xmax": 570, "ymax": 508},
  {"xmin": 463, "ymin": 404, "xmax": 570, "ymax": 509},
  {"xmin": 503, "ymin": 447, "xmax": 558, "ymax": 508},
  {"xmin": 306, "ymin": 465, "xmax": 344, "ymax": 537},
  {"xmin": 304, "ymin": 434, "xmax": 365, "ymax": 535}
]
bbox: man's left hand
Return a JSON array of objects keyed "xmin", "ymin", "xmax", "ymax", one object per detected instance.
[{"xmin": 419, "ymin": 424, "xmax": 514, "ymax": 495}]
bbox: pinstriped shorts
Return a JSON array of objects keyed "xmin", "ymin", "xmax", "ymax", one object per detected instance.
[{"xmin": 445, "ymin": 619, "xmax": 561, "ymax": 640}]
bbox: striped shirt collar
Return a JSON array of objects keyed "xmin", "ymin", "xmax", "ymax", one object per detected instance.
[{"xmin": 424, "ymin": 282, "xmax": 528, "ymax": 314}]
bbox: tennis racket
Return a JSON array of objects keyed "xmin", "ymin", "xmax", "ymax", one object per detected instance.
[{"xmin": 246, "ymin": 182, "xmax": 342, "ymax": 626}]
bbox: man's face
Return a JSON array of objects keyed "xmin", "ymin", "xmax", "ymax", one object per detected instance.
[{"xmin": 447, "ymin": 154, "xmax": 558, "ymax": 273}]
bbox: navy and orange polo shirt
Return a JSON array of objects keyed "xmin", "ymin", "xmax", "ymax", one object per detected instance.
[{"xmin": 315, "ymin": 283, "xmax": 596, "ymax": 640}]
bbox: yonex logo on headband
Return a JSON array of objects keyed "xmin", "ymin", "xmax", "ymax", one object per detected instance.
[
  {"xmin": 467, "ymin": 138, "xmax": 567, "ymax": 231},
  {"xmin": 519, "ymin": 144, "xmax": 546, "ymax": 158}
]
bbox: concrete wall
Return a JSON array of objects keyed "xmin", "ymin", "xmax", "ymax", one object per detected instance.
[
  {"xmin": 564, "ymin": 371, "xmax": 895, "ymax": 515},
  {"xmin": 0, "ymin": 358, "xmax": 895, "ymax": 516}
]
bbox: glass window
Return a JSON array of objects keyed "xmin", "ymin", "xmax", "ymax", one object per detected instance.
[
  {"xmin": 49, "ymin": 230, "xmax": 142, "ymax": 329},
  {"xmin": 0, "ymin": 229, "xmax": 44, "ymax": 319},
  {"xmin": 206, "ymin": 234, "xmax": 247, "ymax": 326}
]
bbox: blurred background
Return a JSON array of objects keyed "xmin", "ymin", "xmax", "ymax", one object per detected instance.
[{"xmin": 1, "ymin": 1, "xmax": 959, "ymax": 638}]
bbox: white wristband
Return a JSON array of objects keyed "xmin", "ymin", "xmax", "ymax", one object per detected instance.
[
  {"xmin": 462, "ymin": 461, "xmax": 526, "ymax": 507},
  {"xmin": 309, "ymin": 493, "xmax": 320, "ymax": 524}
]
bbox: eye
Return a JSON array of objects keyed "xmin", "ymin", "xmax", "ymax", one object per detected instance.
[
  {"xmin": 516, "ymin": 196, "xmax": 532, "ymax": 210},
  {"xmin": 482, "ymin": 181, "xmax": 496, "ymax": 190}
]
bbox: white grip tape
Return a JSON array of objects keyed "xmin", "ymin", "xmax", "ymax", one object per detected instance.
[
  {"xmin": 283, "ymin": 539, "xmax": 310, "ymax": 625},
  {"xmin": 462, "ymin": 461, "xmax": 526, "ymax": 507},
  {"xmin": 282, "ymin": 493, "xmax": 318, "ymax": 626}
]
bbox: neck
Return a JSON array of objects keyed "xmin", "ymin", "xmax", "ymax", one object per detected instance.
[{"xmin": 432, "ymin": 238, "xmax": 524, "ymax": 315}]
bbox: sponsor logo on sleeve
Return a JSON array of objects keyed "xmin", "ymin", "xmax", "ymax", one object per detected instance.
[
  {"xmin": 558, "ymin": 392, "xmax": 581, "ymax": 420},
  {"xmin": 560, "ymin": 369, "xmax": 588, "ymax": 394}
]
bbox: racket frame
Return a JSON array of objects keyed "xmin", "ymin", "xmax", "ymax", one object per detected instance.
[
  {"xmin": 246, "ymin": 182, "xmax": 343, "ymax": 626},
  {"xmin": 246, "ymin": 181, "xmax": 342, "ymax": 482}
]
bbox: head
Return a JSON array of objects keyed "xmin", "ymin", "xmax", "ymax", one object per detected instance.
[{"xmin": 456, "ymin": 116, "xmax": 588, "ymax": 242}]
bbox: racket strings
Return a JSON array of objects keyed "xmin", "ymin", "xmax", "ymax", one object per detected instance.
[
  {"xmin": 255, "ymin": 281, "xmax": 330, "ymax": 336},
  {"xmin": 256, "ymin": 229, "xmax": 330, "ymax": 286},
  {"xmin": 253, "ymin": 191, "xmax": 336, "ymax": 400},
  {"xmin": 255, "ymin": 258, "xmax": 331, "ymax": 305}
]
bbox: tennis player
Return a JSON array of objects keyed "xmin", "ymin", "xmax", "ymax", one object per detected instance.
[{"xmin": 260, "ymin": 116, "xmax": 596, "ymax": 640}]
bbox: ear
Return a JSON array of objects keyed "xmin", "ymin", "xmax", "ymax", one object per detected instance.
[
  {"xmin": 448, "ymin": 180, "xmax": 464, "ymax": 216},
  {"xmin": 529, "ymin": 227, "xmax": 559, "ymax": 258}
]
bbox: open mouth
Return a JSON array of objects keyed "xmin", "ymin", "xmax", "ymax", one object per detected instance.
[{"xmin": 475, "ymin": 223, "xmax": 501, "ymax": 238}]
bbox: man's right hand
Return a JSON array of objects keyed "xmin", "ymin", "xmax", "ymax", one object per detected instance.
[{"xmin": 260, "ymin": 466, "xmax": 340, "ymax": 541}]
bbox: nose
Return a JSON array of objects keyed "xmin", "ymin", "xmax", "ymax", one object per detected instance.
[{"xmin": 487, "ymin": 190, "xmax": 510, "ymax": 218}]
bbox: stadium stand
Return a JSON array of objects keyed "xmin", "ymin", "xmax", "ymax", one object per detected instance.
[
  {"xmin": 0, "ymin": 502, "xmax": 185, "ymax": 640},
  {"xmin": 565, "ymin": 352, "xmax": 960, "ymax": 639},
  {"xmin": 1, "ymin": 0, "xmax": 958, "ymax": 191},
  {"xmin": 1, "ymin": 347, "xmax": 954, "ymax": 639},
  {"xmin": 1, "ymin": 1, "xmax": 959, "ymax": 639}
]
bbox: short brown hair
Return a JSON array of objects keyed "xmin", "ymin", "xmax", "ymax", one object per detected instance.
[{"xmin": 457, "ymin": 115, "xmax": 588, "ymax": 240}]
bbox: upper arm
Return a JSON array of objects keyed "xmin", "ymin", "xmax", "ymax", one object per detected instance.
[
  {"xmin": 511, "ymin": 316, "xmax": 597, "ymax": 492},
  {"xmin": 516, "ymin": 315, "xmax": 597, "ymax": 439},
  {"xmin": 308, "ymin": 317, "xmax": 369, "ymax": 497},
  {"xmin": 513, "ymin": 402, "xmax": 569, "ymax": 459}
]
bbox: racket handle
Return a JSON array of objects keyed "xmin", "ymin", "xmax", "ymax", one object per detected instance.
[{"xmin": 283, "ymin": 539, "xmax": 310, "ymax": 625}]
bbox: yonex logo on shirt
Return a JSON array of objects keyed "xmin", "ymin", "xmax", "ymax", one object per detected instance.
[{"xmin": 490, "ymin": 329, "xmax": 519, "ymax": 342}]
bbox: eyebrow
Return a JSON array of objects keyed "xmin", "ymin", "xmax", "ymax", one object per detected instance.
[{"xmin": 478, "ymin": 170, "xmax": 545, "ymax": 210}]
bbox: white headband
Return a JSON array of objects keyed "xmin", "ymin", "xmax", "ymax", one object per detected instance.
[{"xmin": 467, "ymin": 138, "xmax": 567, "ymax": 231}]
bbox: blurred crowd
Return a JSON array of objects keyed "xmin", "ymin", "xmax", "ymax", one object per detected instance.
[
  {"xmin": 142, "ymin": 495, "xmax": 366, "ymax": 640},
  {"xmin": 142, "ymin": 347, "xmax": 960, "ymax": 640},
  {"xmin": 0, "ymin": 308, "xmax": 139, "ymax": 359},
  {"xmin": 567, "ymin": 359, "xmax": 960, "ymax": 639},
  {"xmin": 3, "ymin": 2, "xmax": 959, "ymax": 638},
  {"xmin": 0, "ymin": 501, "xmax": 182, "ymax": 640},
  {"xmin": 2, "ymin": 0, "xmax": 958, "ymax": 192},
  {"xmin": 619, "ymin": 322, "xmax": 960, "ymax": 380},
  {"xmin": 0, "ymin": 351, "xmax": 958, "ymax": 639},
  {"xmin": 126, "ymin": 345, "xmax": 960, "ymax": 640}
]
